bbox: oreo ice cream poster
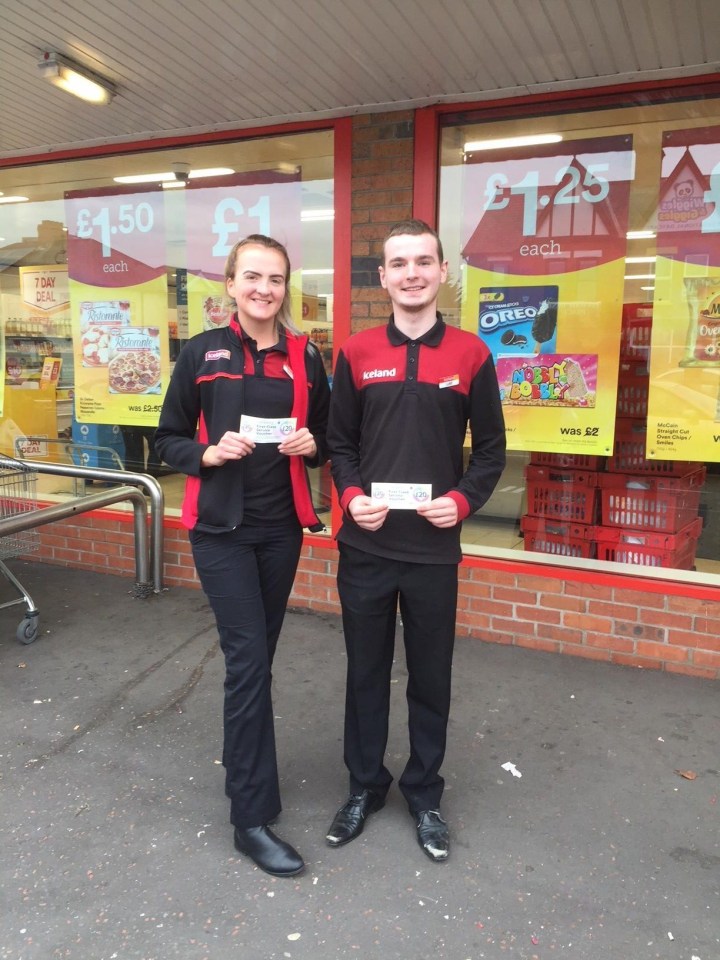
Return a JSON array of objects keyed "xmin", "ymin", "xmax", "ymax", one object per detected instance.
[{"xmin": 478, "ymin": 285, "xmax": 559, "ymax": 362}]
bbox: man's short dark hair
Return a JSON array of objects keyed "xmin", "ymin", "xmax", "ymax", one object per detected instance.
[{"xmin": 382, "ymin": 219, "xmax": 444, "ymax": 263}]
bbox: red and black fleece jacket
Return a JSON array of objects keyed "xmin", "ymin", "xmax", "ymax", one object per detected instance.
[
  {"xmin": 327, "ymin": 314, "xmax": 506, "ymax": 564},
  {"xmin": 155, "ymin": 318, "xmax": 330, "ymax": 533}
]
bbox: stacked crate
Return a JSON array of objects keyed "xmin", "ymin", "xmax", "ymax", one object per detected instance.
[
  {"xmin": 520, "ymin": 454, "xmax": 603, "ymax": 558},
  {"xmin": 521, "ymin": 302, "xmax": 705, "ymax": 569},
  {"xmin": 594, "ymin": 303, "xmax": 705, "ymax": 569}
]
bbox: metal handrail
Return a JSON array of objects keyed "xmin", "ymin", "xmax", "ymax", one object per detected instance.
[
  {"xmin": 7, "ymin": 454, "xmax": 165, "ymax": 594},
  {"xmin": 0, "ymin": 485, "xmax": 154, "ymax": 597}
]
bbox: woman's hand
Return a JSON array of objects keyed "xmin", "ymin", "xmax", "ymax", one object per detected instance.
[
  {"xmin": 278, "ymin": 426, "xmax": 317, "ymax": 458},
  {"xmin": 201, "ymin": 431, "xmax": 255, "ymax": 467}
]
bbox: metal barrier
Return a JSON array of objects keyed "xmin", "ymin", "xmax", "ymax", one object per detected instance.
[
  {"xmin": 6, "ymin": 450, "xmax": 164, "ymax": 594},
  {"xmin": 0, "ymin": 484, "xmax": 154, "ymax": 598}
]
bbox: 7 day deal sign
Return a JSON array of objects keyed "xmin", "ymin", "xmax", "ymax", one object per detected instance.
[
  {"xmin": 460, "ymin": 135, "xmax": 633, "ymax": 454},
  {"xmin": 65, "ymin": 186, "xmax": 169, "ymax": 427}
]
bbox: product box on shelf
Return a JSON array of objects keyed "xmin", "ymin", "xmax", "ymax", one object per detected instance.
[
  {"xmin": 594, "ymin": 516, "xmax": 703, "ymax": 569},
  {"xmin": 520, "ymin": 515, "xmax": 597, "ymax": 558},
  {"xmin": 598, "ymin": 467, "xmax": 706, "ymax": 533},
  {"xmin": 71, "ymin": 418, "xmax": 125, "ymax": 469},
  {"xmin": 524, "ymin": 464, "xmax": 600, "ymax": 525}
]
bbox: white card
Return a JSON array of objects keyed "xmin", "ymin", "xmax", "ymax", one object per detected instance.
[
  {"xmin": 371, "ymin": 482, "xmax": 432, "ymax": 509},
  {"xmin": 239, "ymin": 414, "xmax": 297, "ymax": 443}
]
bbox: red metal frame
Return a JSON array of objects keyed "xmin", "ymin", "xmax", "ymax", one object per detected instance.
[{"xmin": 413, "ymin": 74, "xmax": 720, "ymax": 598}]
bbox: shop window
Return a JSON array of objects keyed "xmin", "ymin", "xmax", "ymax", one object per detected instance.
[
  {"xmin": 0, "ymin": 129, "xmax": 334, "ymax": 532},
  {"xmin": 438, "ymin": 94, "xmax": 720, "ymax": 578}
]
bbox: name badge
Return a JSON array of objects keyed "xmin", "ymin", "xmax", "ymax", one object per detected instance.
[
  {"xmin": 371, "ymin": 482, "xmax": 432, "ymax": 509},
  {"xmin": 439, "ymin": 374, "xmax": 460, "ymax": 389},
  {"xmin": 239, "ymin": 415, "xmax": 297, "ymax": 443}
]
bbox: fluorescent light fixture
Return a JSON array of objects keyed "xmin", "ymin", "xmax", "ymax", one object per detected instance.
[
  {"xmin": 640, "ymin": 286, "xmax": 655, "ymax": 291},
  {"xmin": 625, "ymin": 256, "xmax": 657, "ymax": 264},
  {"xmin": 301, "ymin": 268, "xmax": 334, "ymax": 276},
  {"xmin": 114, "ymin": 167, "xmax": 234, "ymax": 185},
  {"xmin": 38, "ymin": 52, "xmax": 115, "ymax": 105},
  {"xmin": 624, "ymin": 273, "xmax": 656, "ymax": 280},
  {"xmin": 627, "ymin": 230, "xmax": 656, "ymax": 240},
  {"xmin": 301, "ymin": 209, "xmax": 335, "ymax": 222},
  {"xmin": 0, "ymin": 195, "xmax": 29, "ymax": 204},
  {"xmin": 464, "ymin": 133, "xmax": 563, "ymax": 153}
]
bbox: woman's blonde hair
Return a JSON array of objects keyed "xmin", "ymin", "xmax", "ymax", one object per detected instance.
[{"xmin": 223, "ymin": 234, "xmax": 300, "ymax": 334}]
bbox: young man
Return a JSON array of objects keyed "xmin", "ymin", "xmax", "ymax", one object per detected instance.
[{"xmin": 326, "ymin": 219, "xmax": 506, "ymax": 862}]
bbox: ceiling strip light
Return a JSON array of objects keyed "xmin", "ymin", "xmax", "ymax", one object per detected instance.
[
  {"xmin": 38, "ymin": 52, "xmax": 115, "ymax": 105},
  {"xmin": 464, "ymin": 133, "xmax": 563, "ymax": 153},
  {"xmin": 114, "ymin": 167, "xmax": 234, "ymax": 185}
]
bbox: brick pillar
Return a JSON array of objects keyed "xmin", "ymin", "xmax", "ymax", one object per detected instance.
[{"xmin": 350, "ymin": 112, "xmax": 414, "ymax": 334}]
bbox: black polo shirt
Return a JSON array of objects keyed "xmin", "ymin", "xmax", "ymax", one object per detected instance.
[{"xmin": 239, "ymin": 327, "xmax": 296, "ymax": 525}]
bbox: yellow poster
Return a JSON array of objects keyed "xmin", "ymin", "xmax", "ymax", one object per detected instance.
[
  {"xmin": 65, "ymin": 188, "xmax": 169, "ymax": 427},
  {"xmin": 460, "ymin": 135, "xmax": 634, "ymax": 453},
  {"xmin": 647, "ymin": 126, "xmax": 720, "ymax": 461},
  {"xmin": 69, "ymin": 278, "xmax": 169, "ymax": 425}
]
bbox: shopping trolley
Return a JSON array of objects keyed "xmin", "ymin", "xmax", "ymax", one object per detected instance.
[{"xmin": 0, "ymin": 454, "xmax": 40, "ymax": 644}]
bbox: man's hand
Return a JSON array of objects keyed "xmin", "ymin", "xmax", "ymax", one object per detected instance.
[
  {"xmin": 348, "ymin": 495, "xmax": 389, "ymax": 531},
  {"xmin": 417, "ymin": 496, "xmax": 459, "ymax": 528},
  {"xmin": 201, "ymin": 431, "xmax": 255, "ymax": 467},
  {"xmin": 278, "ymin": 427, "xmax": 317, "ymax": 458}
]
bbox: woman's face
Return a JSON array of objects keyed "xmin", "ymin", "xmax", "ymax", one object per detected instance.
[{"xmin": 226, "ymin": 244, "xmax": 287, "ymax": 328}]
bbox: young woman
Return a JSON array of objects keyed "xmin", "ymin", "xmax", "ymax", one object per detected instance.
[{"xmin": 155, "ymin": 235, "xmax": 330, "ymax": 877}]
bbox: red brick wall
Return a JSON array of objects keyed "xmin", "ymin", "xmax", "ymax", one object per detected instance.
[
  {"xmin": 25, "ymin": 112, "xmax": 720, "ymax": 680},
  {"xmin": 32, "ymin": 519, "xmax": 720, "ymax": 679},
  {"xmin": 350, "ymin": 111, "xmax": 414, "ymax": 333}
]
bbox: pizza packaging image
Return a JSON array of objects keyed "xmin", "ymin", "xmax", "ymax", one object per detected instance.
[
  {"xmin": 107, "ymin": 327, "xmax": 162, "ymax": 395},
  {"xmin": 80, "ymin": 300, "xmax": 132, "ymax": 367}
]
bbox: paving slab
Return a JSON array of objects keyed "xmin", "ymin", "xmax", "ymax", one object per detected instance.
[{"xmin": 1, "ymin": 560, "xmax": 718, "ymax": 960}]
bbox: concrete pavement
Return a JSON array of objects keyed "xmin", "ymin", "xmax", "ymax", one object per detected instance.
[{"xmin": 1, "ymin": 560, "xmax": 719, "ymax": 960}]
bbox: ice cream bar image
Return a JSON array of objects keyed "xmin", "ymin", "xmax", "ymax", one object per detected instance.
[{"xmin": 532, "ymin": 298, "xmax": 558, "ymax": 345}]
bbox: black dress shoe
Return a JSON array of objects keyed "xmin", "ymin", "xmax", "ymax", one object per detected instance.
[
  {"xmin": 415, "ymin": 809, "xmax": 449, "ymax": 862},
  {"xmin": 233, "ymin": 826, "xmax": 304, "ymax": 877},
  {"xmin": 326, "ymin": 789, "xmax": 384, "ymax": 847}
]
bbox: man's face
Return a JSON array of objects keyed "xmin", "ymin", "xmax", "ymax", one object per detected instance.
[{"xmin": 379, "ymin": 233, "xmax": 448, "ymax": 313}]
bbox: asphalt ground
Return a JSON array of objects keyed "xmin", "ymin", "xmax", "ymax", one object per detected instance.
[{"xmin": 1, "ymin": 560, "xmax": 719, "ymax": 960}]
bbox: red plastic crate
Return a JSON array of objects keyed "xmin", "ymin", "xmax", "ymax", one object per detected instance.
[
  {"xmin": 615, "ymin": 361, "xmax": 649, "ymax": 419},
  {"xmin": 520, "ymin": 515, "xmax": 597, "ymax": 558},
  {"xmin": 606, "ymin": 420, "xmax": 703, "ymax": 475},
  {"xmin": 620, "ymin": 303, "xmax": 653, "ymax": 361},
  {"xmin": 599, "ymin": 468, "xmax": 706, "ymax": 532},
  {"xmin": 524, "ymin": 465, "xmax": 599, "ymax": 524},
  {"xmin": 529, "ymin": 451, "xmax": 605, "ymax": 470},
  {"xmin": 595, "ymin": 517, "xmax": 702, "ymax": 568}
]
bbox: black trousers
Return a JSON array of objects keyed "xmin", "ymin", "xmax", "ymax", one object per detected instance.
[
  {"xmin": 336, "ymin": 542, "xmax": 458, "ymax": 813},
  {"xmin": 190, "ymin": 521, "xmax": 302, "ymax": 829}
]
